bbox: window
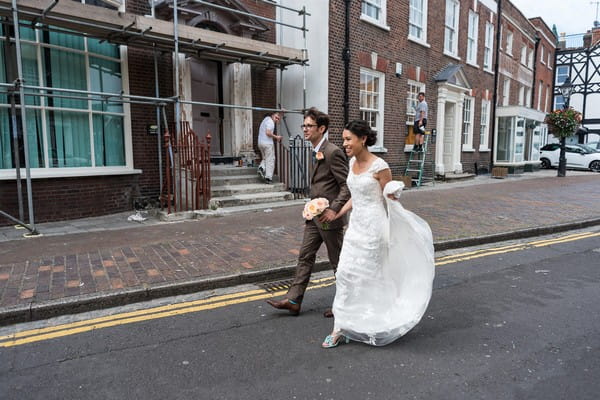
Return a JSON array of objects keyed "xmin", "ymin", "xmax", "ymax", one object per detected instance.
[
  {"xmin": 506, "ymin": 31, "xmax": 513, "ymax": 55},
  {"xmin": 554, "ymin": 95, "xmax": 565, "ymax": 110},
  {"xmin": 520, "ymin": 46, "xmax": 527, "ymax": 64},
  {"xmin": 526, "ymin": 88, "xmax": 532, "ymax": 107},
  {"xmin": 518, "ymin": 86, "xmax": 525, "ymax": 106},
  {"xmin": 406, "ymin": 80, "xmax": 425, "ymax": 124},
  {"xmin": 502, "ymin": 79, "xmax": 510, "ymax": 106},
  {"xmin": 537, "ymin": 81, "xmax": 543, "ymax": 110},
  {"xmin": 555, "ymin": 65, "xmax": 569, "ymax": 85},
  {"xmin": 527, "ymin": 49, "xmax": 534, "ymax": 69},
  {"xmin": 361, "ymin": 0, "xmax": 387, "ymax": 27},
  {"xmin": 0, "ymin": 21, "xmax": 128, "ymax": 172},
  {"xmin": 409, "ymin": 0, "xmax": 428, "ymax": 42},
  {"xmin": 547, "ymin": 52, "xmax": 552, "ymax": 68},
  {"xmin": 360, "ymin": 68, "xmax": 385, "ymax": 150},
  {"xmin": 467, "ymin": 11, "xmax": 479, "ymax": 65},
  {"xmin": 480, "ymin": 100, "xmax": 490, "ymax": 150},
  {"xmin": 462, "ymin": 97, "xmax": 474, "ymax": 149},
  {"xmin": 545, "ymin": 84, "xmax": 551, "ymax": 112},
  {"xmin": 484, "ymin": 23, "xmax": 494, "ymax": 70},
  {"xmin": 540, "ymin": 46, "xmax": 546, "ymax": 64},
  {"xmin": 444, "ymin": 0, "xmax": 460, "ymax": 56}
]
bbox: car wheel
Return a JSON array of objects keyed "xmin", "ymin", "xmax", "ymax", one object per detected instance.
[
  {"xmin": 590, "ymin": 160, "xmax": 600, "ymax": 172},
  {"xmin": 540, "ymin": 158, "xmax": 551, "ymax": 169}
]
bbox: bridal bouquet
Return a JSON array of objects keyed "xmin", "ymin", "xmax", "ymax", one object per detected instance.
[{"xmin": 303, "ymin": 197, "xmax": 330, "ymax": 229}]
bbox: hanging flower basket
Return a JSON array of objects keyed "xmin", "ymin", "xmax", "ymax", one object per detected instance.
[{"xmin": 544, "ymin": 107, "xmax": 582, "ymax": 139}]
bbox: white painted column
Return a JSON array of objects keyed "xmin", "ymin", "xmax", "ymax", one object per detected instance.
[
  {"xmin": 435, "ymin": 87, "xmax": 447, "ymax": 175},
  {"xmin": 453, "ymin": 93, "xmax": 465, "ymax": 173},
  {"xmin": 227, "ymin": 63, "xmax": 254, "ymax": 161}
]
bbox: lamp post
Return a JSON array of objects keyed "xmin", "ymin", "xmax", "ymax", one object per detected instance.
[{"xmin": 557, "ymin": 77, "xmax": 574, "ymax": 177}]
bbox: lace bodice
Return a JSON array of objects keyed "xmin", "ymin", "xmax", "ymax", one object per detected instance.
[{"xmin": 347, "ymin": 157, "xmax": 389, "ymax": 235}]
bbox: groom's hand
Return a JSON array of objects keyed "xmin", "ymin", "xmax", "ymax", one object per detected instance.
[{"xmin": 319, "ymin": 208, "xmax": 336, "ymax": 223}]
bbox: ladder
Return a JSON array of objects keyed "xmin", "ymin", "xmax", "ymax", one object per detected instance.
[{"xmin": 404, "ymin": 133, "xmax": 434, "ymax": 188}]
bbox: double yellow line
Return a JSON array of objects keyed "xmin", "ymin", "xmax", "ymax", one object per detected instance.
[{"xmin": 1, "ymin": 231, "xmax": 598, "ymax": 348}]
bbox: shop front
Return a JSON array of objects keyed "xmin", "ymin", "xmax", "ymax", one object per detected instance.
[{"xmin": 494, "ymin": 106, "xmax": 548, "ymax": 173}]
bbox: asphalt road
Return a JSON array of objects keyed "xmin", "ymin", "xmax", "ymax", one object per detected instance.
[{"xmin": 1, "ymin": 229, "xmax": 599, "ymax": 400}]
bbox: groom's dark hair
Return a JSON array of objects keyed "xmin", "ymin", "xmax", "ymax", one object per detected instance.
[{"xmin": 304, "ymin": 107, "xmax": 329, "ymax": 133}]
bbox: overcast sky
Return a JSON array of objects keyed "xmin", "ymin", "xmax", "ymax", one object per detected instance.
[{"xmin": 510, "ymin": 0, "xmax": 599, "ymax": 36}]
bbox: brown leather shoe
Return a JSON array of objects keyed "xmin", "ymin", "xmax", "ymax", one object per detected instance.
[
  {"xmin": 323, "ymin": 308, "xmax": 334, "ymax": 318},
  {"xmin": 266, "ymin": 298, "xmax": 301, "ymax": 315}
]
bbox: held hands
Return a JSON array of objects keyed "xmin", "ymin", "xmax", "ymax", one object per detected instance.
[{"xmin": 318, "ymin": 208, "xmax": 337, "ymax": 223}]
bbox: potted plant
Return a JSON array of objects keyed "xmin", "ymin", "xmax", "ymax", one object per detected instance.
[{"xmin": 544, "ymin": 107, "xmax": 583, "ymax": 177}]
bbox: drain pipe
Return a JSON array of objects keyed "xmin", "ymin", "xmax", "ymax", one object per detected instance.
[
  {"xmin": 489, "ymin": 0, "xmax": 503, "ymax": 171},
  {"xmin": 343, "ymin": 0, "xmax": 351, "ymax": 125}
]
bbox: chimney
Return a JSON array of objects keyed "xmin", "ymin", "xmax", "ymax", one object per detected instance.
[
  {"xmin": 584, "ymin": 32, "xmax": 592, "ymax": 48},
  {"xmin": 593, "ymin": 26, "xmax": 600, "ymax": 46}
]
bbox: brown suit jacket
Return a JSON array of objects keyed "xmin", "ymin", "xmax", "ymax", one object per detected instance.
[{"xmin": 310, "ymin": 140, "xmax": 350, "ymax": 230}]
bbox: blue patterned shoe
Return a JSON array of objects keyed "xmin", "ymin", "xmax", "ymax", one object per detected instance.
[{"xmin": 321, "ymin": 334, "xmax": 350, "ymax": 349}]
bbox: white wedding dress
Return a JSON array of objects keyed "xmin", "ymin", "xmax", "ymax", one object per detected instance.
[{"xmin": 332, "ymin": 157, "xmax": 435, "ymax": 346}]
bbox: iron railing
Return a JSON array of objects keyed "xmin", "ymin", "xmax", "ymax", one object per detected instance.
[
  {"xmin": 162, "ymin": 121, "xmax": 211, "ymax": 213},
  {"xmin": 275, "ymin": 134, "xmax": 313, "ymax": 199}
]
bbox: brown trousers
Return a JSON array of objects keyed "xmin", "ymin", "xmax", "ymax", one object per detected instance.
[{"xmin": 286, "ymin": 220, "xmax": 344, "ymax": 303}]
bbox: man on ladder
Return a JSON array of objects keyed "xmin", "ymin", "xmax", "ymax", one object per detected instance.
[{"xmin": 413, "ymin": 92, "xmax": 428, "ymax": 152}]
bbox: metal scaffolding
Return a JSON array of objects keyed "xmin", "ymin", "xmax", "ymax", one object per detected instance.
[{"xmin": 0, "ymin": 0, "xmax": 310, "ymax": 233}]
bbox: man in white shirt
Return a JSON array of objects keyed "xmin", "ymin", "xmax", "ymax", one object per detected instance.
[
  {"xmin": 413, "ymin": 92, "xmax": 428, "ymax": 152},
  {"xmin": 257, "ymin": 112, "xmax": 282, "ymax": 184}
]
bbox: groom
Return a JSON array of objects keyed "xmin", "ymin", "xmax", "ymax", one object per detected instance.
[{"xmin": 266, "ymin": 107, "xmax": 350, "ymax": 316}]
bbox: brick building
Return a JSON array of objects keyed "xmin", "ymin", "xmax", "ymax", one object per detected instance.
[
  {"xmin": 0, "ymin": 0, "xmax": 305, "ymax": 226},
  {"xmin": 493, "ymin": 1, "xmax": 556, "ymax": 173}
]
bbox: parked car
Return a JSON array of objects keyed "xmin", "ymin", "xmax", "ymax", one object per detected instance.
[
  {"xmin": 585, "ymin": 141, "xmax": 600, "ymax": 151},
  {"xmin": 539, "ymin": 143, "xmax": 600, "ymax": 172}
]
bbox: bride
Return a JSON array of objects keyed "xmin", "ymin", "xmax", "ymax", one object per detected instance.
[{"xmin": 322, "ymin": 120, "xmax": 435, "ymax": 348}]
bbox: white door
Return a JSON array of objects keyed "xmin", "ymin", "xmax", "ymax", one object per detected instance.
[
  {"xmin": 443, "ymin": 102, "xmax": 455, "ymax": 172},
  {"xmin": 190, "ymin": 59, "xmax": 221, "ymax": 155}
]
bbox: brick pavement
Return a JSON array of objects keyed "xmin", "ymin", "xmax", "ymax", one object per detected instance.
[{"xmin": 0, "ymin": 173, "xmax": 599, "ymax": 322}]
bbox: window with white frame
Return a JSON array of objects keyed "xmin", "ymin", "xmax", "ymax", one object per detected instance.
[
  {"xmin": 526, "ymin": 87, "xmax": 532, "ymax": 107},
  {"xmin": 520, "ymin": 46, "xmax": 527, "ymax": 64},
  {"xmin": 406, "ymin": 80, "xmax": 425, "ymax": 124},
  {"xmin": 409, "ymin": 0, "xmax": 428, "ymax": 42},
  {"xmin": 554, "ymin": 95, "xmax": 565, "ymax": 110},
  {"xmin": 484, "ymin": 22, "xmax": 494, "ymax": 70},
  {"xmin": 545, "ymin": 84, "xmax": 550, "ymax": 112},
  {"xmin": 547, "ymin": 51, "xmax": 552, "ymax": 68},
  {"xmin": 555, "ymin": 65, "xmax": 569, "ymax": 85},
  {"xmin": 503, "ymin": 79, "xmax": 510, "ymax": 106},
  {"xmin": 467, "ymin": 11, "xmax": 479, "ymax": 65},
  {"xmin": 361, "ymin": 0, "xmax": 387, "ymax": 27},
  {"xmin": 480, "ymin": 100, "xmax": 490, "ymax": 150},
  {"xmin": 527, "ymin": 49, "xmax": 534, "ymax": 69},
  {"xmin": 537, "ymin": 81, "xmax": 543, "ymax": 110},
  {"xmin": 462, "ymin": 96, "xmax": 474, "ymax": 149},
  {"xmin": 506, "ymin": 31, "xmax": 513, "ymax": 55},
  {"xmin": 360, "ymin": 68, "xmax": 385, "ymax": 149},
  {"xmin": 518, "ymin": 86, "xmax": 525, "ymax": 106},
  {"xmin": 540, "ymin": 46, "xmax": 546, "ymax": 64},
  {"xmin": 0, "ymin": 19, "xmax": 129, "ymax": 171},
  {"xmin": 444, "ymin": 0, "xmax": 460, "ymax": 56}
]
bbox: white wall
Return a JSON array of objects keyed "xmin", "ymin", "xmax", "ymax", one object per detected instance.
[{"xmin": 276, "ymin": 0, "xmax": 329, "ymax": 143}]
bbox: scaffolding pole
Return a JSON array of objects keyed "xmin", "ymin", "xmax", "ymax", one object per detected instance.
[{"xmin": 8, "ymin": 0, "xmax": 38, "ymax": 235}]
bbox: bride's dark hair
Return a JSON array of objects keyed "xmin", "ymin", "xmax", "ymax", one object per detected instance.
[{"xmin": 344, "ymin": 120, "xmax": 377, "ymax": 146}]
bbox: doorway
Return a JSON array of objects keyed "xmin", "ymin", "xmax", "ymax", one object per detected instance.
[
  {"xmin": 443, "ymin": 102, "xmax": 456, "ymax": 173},
  {"xmin": 190, "ymin": 59, "xmax": 223, "ymax": 155}
]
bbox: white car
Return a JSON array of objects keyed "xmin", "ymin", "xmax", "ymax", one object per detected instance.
[{"xmin": 540, "ymin": 143, "xmax": 600, "ymax": 172}]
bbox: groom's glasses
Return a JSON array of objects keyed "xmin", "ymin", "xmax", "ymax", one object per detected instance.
[{"xmin": 301, "ymin": 124, "xmax": 318, "ymax": 129}]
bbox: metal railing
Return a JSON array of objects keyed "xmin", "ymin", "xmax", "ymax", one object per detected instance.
[
  {"xmin": 162, "ymin": 121, "xmax": 211, "ymax": 213},
  {"xmin": 275, "ymin": 134, "xmax": 313, "ymax": 199}
]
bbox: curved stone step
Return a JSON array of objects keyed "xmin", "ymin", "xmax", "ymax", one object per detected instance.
[{"xmin": 209, "ymin": 191, "xmax": 294, "ymax": 208}]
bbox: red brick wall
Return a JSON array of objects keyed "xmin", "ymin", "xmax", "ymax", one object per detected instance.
[
  {"xmin": 529, "ymin": 18, "xmax": 556, "ymax": 114},
  {"xmin": 0, "ymin": 176, "xmax": 139, "ymax": 224}
]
